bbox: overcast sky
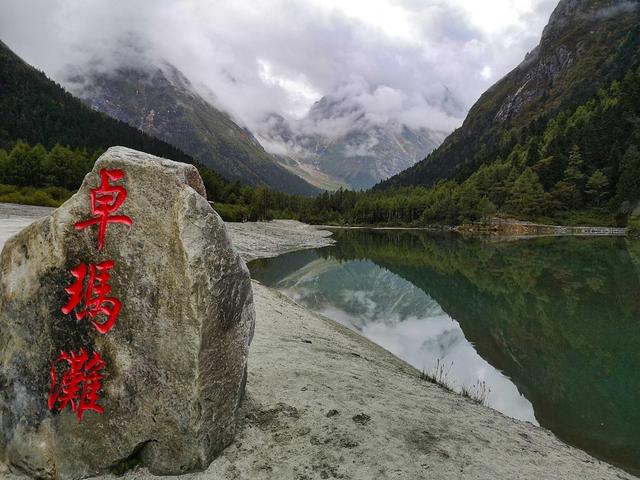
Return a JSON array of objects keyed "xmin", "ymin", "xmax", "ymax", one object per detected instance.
[{"xmin": 0, "ymin": 0, "xmax": 558, "ymax": 135}]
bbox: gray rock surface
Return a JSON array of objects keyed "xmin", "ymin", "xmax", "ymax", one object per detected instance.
[
  {"xmin": 495, "ymin": 45, "xmax": 573, "ymax": 122},
  {"xmin": 0, "ymin": 147, "xmax": 254, "ymax": 479},
  {"xmin": 0, "ymin": 203, "xmax": 54, "ymax": 219}
]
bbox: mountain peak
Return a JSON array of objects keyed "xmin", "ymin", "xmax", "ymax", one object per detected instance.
[
  {"xmin": 68, "ymin": 61, "xmax": 319, "ymax": 195},
  {"xmin": 541, "ymin": 0, "xmax": 639, "ymax": 44},
  {"xmin": 259, "ymin": 91, "xmax": 449, "ymax": 190}
]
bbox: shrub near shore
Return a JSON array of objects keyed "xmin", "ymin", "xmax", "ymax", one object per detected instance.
[{"xmin": 626, "ymin": 216, "xmax": 640, "ymax": 237}]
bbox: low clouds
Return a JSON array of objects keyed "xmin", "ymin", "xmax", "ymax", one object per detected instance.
[
  {"xmin": 290, "ymin": 80, "xmax": 459, "ymax": 142},
  {"xmin": 0, "ymin": 0, "xmax": 557, "ymax": 137},
  {"xmin": 592, "ymin": 0, "xmax": 639, "ymax": 19}
]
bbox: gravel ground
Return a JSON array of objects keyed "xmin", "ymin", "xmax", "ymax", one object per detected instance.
[
  {"xmin": 0, "ymin": 206, "xmax": 635, "ymax": 480},
  {"xmin": 0, "ymin": 203, "xmax": 54, "ymax": 247},
  {"xmin": 225, "ymin": 219, "xmax": 335, "ymax": 261},
  {"xmin": 0, "ymin": 202, "xmax": 55, "ymax": 218}
]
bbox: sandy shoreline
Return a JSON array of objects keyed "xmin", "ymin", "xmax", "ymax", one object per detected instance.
[
  {"xmin": 225, "ymin": 219, "xmax": 335, "ymax": 261},
  {"xmin": 0, "ymin": 203, "xmax": 635, "ymax": 480},
  {"xmin": 316, "ymin": 222, "xmax": 626, "ymax": 237}
]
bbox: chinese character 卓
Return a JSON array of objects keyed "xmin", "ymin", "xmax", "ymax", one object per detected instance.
[
  {"xmin": 75, "ymin": 168, "xmax": 133, "ymax": 251},
  {"xmin": 48, "ymin": 348, "xmax": 106, "ymax": 422},
  {"xmin": 61, "ymin": 260, "xmax": 121, "ymax": 334}
]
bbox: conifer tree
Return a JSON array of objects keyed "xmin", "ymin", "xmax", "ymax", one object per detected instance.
[
  {"xmin": 477, "ymin": 196, "xmax": 497, "ymax": 220},
  {"xmin": 563, "ymin": 145, "xmax": 586, "ymax": 208},
  {"xmin": 506, "ymin": 168, "xmax": 545, "ymax": 217},
  {"xmin": 616, "ymin": 145, "xmax": 640, "ymax": 206},
  {"xmin": 585, "ymin": 170, "xmax": 609, "ymax": 206}
]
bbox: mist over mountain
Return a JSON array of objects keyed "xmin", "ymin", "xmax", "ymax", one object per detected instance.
[
  {"xmin": 0, "ymin": 39, "xmax": 194, "ymax": 164},
  {"xmin": 67, "ymin": 62, "xmax": 320, "ymax": 195},
  {"xmin": 257, "ymin": 84, "xmax": 455, "ymax": 190},
  {"xmin": 67, "ymin": 55, "xmax": 457, "ymax": 191}
]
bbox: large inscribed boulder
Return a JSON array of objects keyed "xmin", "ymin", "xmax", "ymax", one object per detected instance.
[{"xmin": 0, "ymin": 147, "xmax": 255, "ymax": 479}]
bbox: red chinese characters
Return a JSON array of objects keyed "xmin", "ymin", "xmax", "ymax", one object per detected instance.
[
  {"xmin": 61, "ymin": 260, "xmax": 121, "ymax": 334},
  {"xmin": 74, "ymin": 168, "xmax": 133, "ymax": 251},
  {"xmin": 49, "ymin": 167, "xmax": 132, "ymax": 422},
  {"xmin": 48, "ymin": 348, "xmax": 106, "ymax": 422}
]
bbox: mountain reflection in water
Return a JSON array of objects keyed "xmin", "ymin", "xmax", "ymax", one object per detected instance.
[{"xmin": 249, "ymin": 229, "xmax": 640, "ymax": 475}]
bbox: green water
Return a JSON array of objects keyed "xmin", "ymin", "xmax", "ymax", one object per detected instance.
[{"xmin": 249, "ymin": 229, "xmax": 640, "ymax": 475}]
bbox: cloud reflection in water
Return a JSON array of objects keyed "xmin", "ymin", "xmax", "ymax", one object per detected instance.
[{"xmin": 276, "ymin": 258, "xmax": 537, "ymax": 424}]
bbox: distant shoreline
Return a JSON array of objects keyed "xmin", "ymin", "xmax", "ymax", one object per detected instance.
[
  {"xmin": 314, "ymin": 218, "xmax": 627, "ymax": 238},
  {"xmin": 0, "ymin": 203, "xmax": 627, "ymax": 241}
]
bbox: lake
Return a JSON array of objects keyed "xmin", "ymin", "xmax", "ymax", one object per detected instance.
[{"xmin": 249, "ymin": 229, "xmax": 640, "ymax": 475}]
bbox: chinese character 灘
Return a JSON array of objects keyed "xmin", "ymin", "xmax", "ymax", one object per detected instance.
[
  {"xmin": 75, "ymin": 168, "xmax": 133, "ymax": 251},
  {"xmin": 61, "ymin": 260, "xmax": 121, "ymax": 334},
  {"xmin": 48, "ymin": 348, "xmax": 106, "ymax": 422}
]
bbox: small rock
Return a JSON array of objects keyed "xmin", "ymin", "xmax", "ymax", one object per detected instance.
[
  {"xmin": 352, "ymin": 413, "xmax": 371, "ymax": 425},
  {"xmin": 338, "ymin": 437, "xmax": 359, "ymax": 449},
  {"xmin": 326, "ymin": 409, "xmax": 340, "ymax": 418}
]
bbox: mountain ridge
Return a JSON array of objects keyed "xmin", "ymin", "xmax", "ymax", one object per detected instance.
[
  {"xmin": 378, "ymin": 0, "xmax": 640, "ymax": 190},
  {"xmin": 0, "ymin": 39, "xmax": 195, "ymax": 165},
  {"xmin": 69, "ymin": 63, "xmax": 320, "ymax": 196},
  {"xmin": 259, "ymin": 92, "xmax": 449, "ymax": 190}
]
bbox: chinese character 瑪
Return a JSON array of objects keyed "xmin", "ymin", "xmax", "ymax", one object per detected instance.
[
  {"xmin": 75, "ymin": 168, "xmax": 133, "ymax": 251},
  {"xmin": 48, "ymin": 348, "xmax": 106, "ymax": 422},
  {"xmin": 61, "ymin": 260, "xmax": 121, "ymax": 334}
]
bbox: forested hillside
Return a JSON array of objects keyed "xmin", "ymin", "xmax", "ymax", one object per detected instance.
[
  {"xmin": 377, "ymin": 0, "xmax": 640, "ymax": 221},
  {"xmin": 0, "ymin": 41, "xmax": 195, "ymax": 163},
  {"xmin": 0, "ymin": 40, "xmax": 307, "ymax": 218}
]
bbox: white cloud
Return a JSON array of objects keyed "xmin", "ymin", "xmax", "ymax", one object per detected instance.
[
  {"xmin": 480, "ymin": 65, "xmax": 493, "ymax": 80},
  {"xmin": 448, "ymin": 0, "xmax": 538, "ymax": 32},
  {"xmin": 306, "ymin": 0, "xmax": 419, "ymax": 43},
  {"xmin": 257, "ymin": 59, "xmax": 321, "ymax": 117},
  {"xmin": 0, "ymin": 0, "xmax": 558, "ymax": 135}
]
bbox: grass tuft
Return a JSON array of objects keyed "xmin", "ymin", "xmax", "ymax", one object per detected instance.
[
  {"xmin": 460, "ymin": 380, "xmax": 491, "ymax": 406},
  {"xmin": 421, "ymin": 359, "xmax": 491, "ymax": 406},
  {"xmin": 420, "ymin": 358, "xmax": 454, "ymax": 392}
]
